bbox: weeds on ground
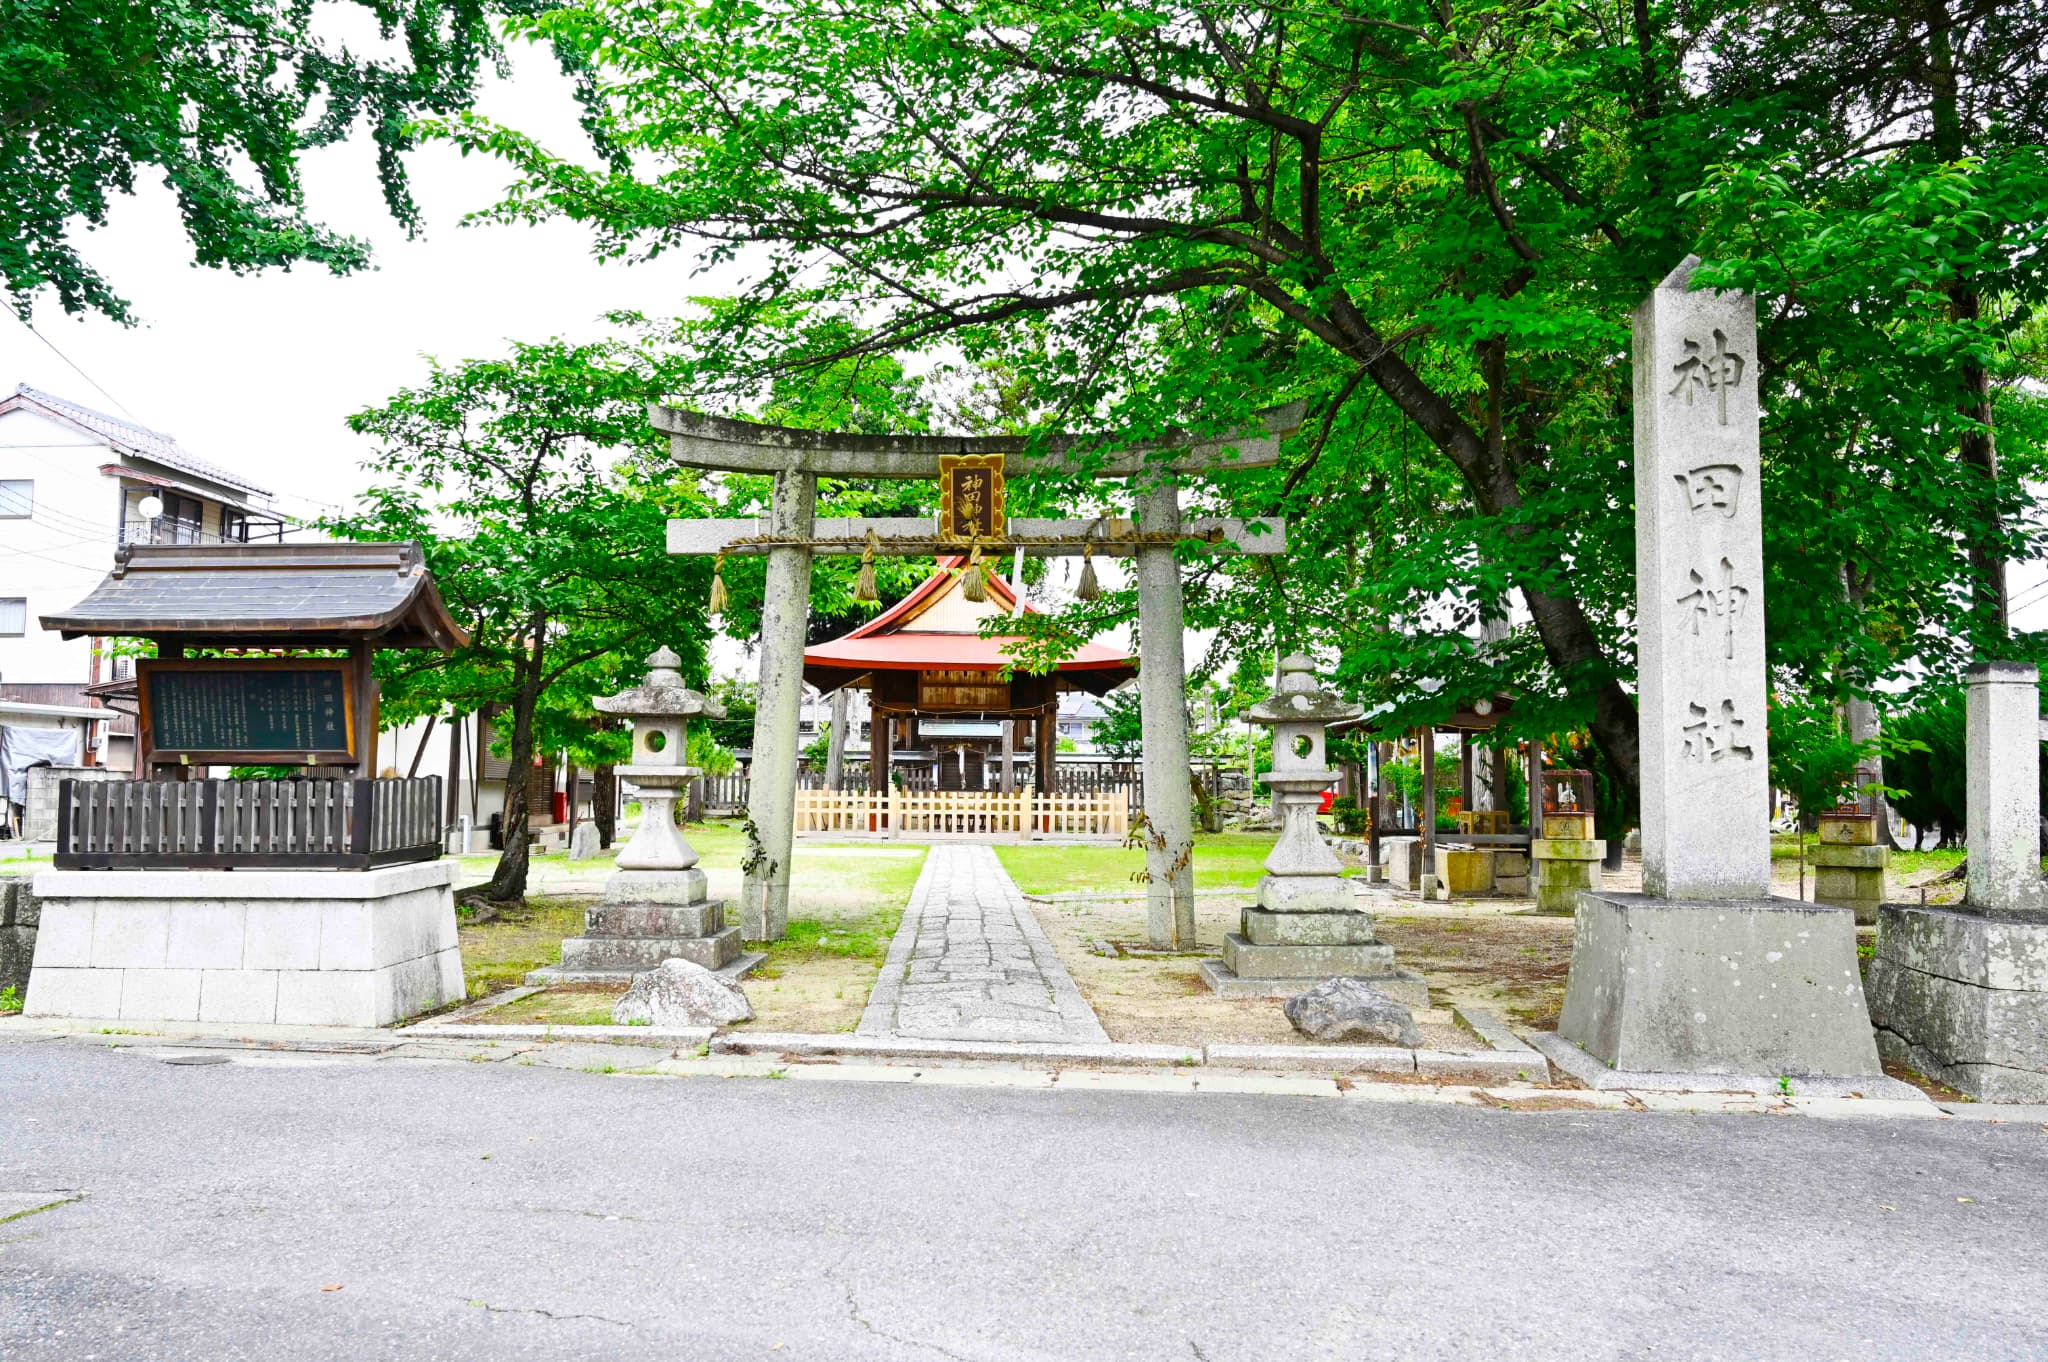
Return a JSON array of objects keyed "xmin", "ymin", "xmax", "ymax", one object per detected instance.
[{"xmin": 0, "ymin": 985, "xmax": 21, "ymax": 1014}]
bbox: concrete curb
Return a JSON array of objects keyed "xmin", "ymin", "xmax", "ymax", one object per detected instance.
[
  {"xmin": 1529, "ymin": 1030, "xmax": 1932, "ymax": 1103},
  {"xmin": 407, "ymin": 1023, "xmax": 715, "ymax": 1046}
]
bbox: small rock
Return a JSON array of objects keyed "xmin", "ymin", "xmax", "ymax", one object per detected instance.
[
  {"xmin": 1284, "ymin": 977, "xmax": 1421, "ymax": 1047},
  {"xmin": 613, "ymin": 958, "xmax": 753, "ymax": 1027},
  {"xmin": 567, "ymin": 822, "xmax": 604, "ymax": 860}
]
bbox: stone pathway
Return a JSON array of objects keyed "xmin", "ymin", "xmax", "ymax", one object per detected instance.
[{"xmin": 859, "ymin": 844, "xmax": 1108, "ymax": 1043}]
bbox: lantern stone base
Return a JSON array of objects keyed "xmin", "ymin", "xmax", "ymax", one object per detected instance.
[
  {"xmin": 1865, "ymin": 903, "xmax": 2048, "ymax": 1102},
  {"xmin": 1558, "ymin": 892, "xmax": 1883, "ymax": 1078},
  {"xmin": 1198, "ymin": 955, "xmax": 1428, "ymax": 1007},
  {"xmin": 24, "ymin": 862, "xmax": 463, "ymax": 1027},
  {"xmin": 527, "ymin": 869, "xmax": 764, "ymax": 986},
  {"xmin": 1253, "ymin": 874, "xmax": 1356, "ymax": 913},
  {"xmin": 1810, "ymin": 844, "xmax": 1887, "ymax": 925},
  {"xmin": 1531, "ymin": 839, "xmax": 1605, "ymax": 915},
  {"xmin": 1201, "ymin": 905, "xmax": 1425, "ymax": 1004}
]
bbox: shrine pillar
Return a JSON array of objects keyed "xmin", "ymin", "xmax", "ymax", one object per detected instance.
[
  {"xmin": 741, "ymin": 469, "xmax": 815, "ymax": 942},
  {"xmin": 1134, "ymin": 477, "xmax": 1197, "ymax": 949}
]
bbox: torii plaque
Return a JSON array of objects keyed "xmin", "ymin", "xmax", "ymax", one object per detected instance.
[{"xmin": 654, "ymin": 402, "xmax": 1302, "ymax": 949}]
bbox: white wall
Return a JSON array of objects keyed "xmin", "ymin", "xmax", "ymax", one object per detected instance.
[{"xmin": 0, "ymin": 408, "xmax": 119, "ymax": 685}]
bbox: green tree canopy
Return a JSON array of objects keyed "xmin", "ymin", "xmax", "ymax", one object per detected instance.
[
  {"xmin": 1, "ymin": 0, "xmax": 597, "ymax": 321},
  {"xmin": 327, "ymin": 330, "xmax": 712, "ymax": 903}
]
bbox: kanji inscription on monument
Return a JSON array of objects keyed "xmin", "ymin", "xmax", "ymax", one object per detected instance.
[{"xmin": 1633, "ymin": 255, "xmax": 1770, "ymax": 898}]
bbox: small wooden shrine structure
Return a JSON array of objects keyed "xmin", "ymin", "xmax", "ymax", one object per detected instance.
[
  {"xmin": 38, "ymin": 542, "xmax": 466, "ymax": 868},
  {"xmin": 796, "ymin": 558, "xmax": 1137, "ymax": 840}
]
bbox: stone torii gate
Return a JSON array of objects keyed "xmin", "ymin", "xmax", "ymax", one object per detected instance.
[{"xmin": 653, "ymin": 402, "xmax": 1303, "ymax": 950}]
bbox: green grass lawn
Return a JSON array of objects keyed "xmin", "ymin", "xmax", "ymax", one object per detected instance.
[
  {"xmin": 993, "ymin": 831, "xmax": 1280, "ymax": 896},
  {"xmin": 456, "ymin": 827, "xmax": 927, "ymax": 1019}
]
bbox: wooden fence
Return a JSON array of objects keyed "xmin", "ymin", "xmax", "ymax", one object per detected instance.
[
  {"xmin": 55, "ymin": 777, "xmax": 444, "ymax": 870},
  {"xmin": 792, "ymin": 787, "xmax": 1131, "ymax": 841}
]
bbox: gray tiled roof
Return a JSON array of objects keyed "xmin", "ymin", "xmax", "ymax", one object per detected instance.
[
  {"xmin": 8, "ymin": 384, "xmax": 271, "ymax": 498},
  {"xmin": 41, "ymin": 542, "xmax": 466, "ymax": 651}
]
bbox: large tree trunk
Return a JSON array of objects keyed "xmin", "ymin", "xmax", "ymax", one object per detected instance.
[
  {"xmin": 477, "ymin": 617, "xmax": 546, "ymax": 903},
  {"xmin": 1922, "ymin": 0, "xmax": 2009, "ymax": 641}
]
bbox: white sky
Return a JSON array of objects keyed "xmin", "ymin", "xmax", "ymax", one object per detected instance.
[{"xmin": 0, "ymin": 47, "xmax": 726, "ymax": 522}]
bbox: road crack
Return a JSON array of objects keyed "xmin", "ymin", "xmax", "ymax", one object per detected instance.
[
  {"xmin": 841, "ymin": 1279, "xmax": 976, "ymax": 1361},
  {"xmin": 467, "ymin": 1299, "xmax": 637, "ymax": 1330}
]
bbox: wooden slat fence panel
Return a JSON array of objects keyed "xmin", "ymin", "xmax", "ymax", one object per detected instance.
[{"xmin": 55, "ymin": 777, "xmax": 444, "ymax": 869}]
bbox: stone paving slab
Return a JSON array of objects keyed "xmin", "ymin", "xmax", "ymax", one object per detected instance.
[{"xmin": 859, "ymin": 844, "xmax": 1109, "ymax": 1043}]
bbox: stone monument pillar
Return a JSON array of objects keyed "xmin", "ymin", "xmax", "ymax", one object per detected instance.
[
  {"xmin": 531, "ymin": 648, "xmax": 763, "ymax": 984},
  {"xmin": 741, "ymin": 469, "xmax": 816, "ymax": 942},
  {"xmin": 1811, "ymin": 809, "xmax": 1886, "ymax": 924},
  {"xmin": 1199, "ymin": 657, "xmax": 1425, "ymax": 1006},
  {"xmin": 1867, "ymin": 662, "xmax": 2048, "ymax": 1099},
  {"xmin": 1555, "ymin": 258, "xmax": 1882, "ymax": 1079},
  {"xmin": 1134, "ymin": 476, "xmax": 1197, "ymax": 949}
]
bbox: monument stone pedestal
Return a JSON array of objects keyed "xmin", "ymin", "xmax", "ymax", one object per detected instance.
[
  {"xmin": 1553, "ymin": 258, "xmax": 1885, "ymax": 1084},
  {"xmin": 1865, "ymin": 663, "xmax": 2048, "ymax": 1100},
  {"xmin": 1560, "ymin": 893, "xmax": 1878, "ymax": 1076},
  {"xmin": 1200, "ymin": 657, "xmax": 1426, "ymax": 1008},
  {"xmin": 26, "ymin": 861, "xmax": 464, "ymax": 1027}
]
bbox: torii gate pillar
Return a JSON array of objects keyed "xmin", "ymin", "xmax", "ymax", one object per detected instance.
[
  {"xmin": 741, "ymin": 469, "xmax": 816, "ymax": 941},
  {"xmin": 1135, "ymin": 478, "xmax": 1197, "ymax": 948}
]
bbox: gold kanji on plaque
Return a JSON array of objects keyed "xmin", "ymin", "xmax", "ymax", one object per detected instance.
[{"xmin": 938, "ymin": 454, "xmax": 1005, "ymax": 541}]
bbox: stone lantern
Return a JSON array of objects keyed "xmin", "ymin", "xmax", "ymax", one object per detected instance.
[
  {"xmin": 594, "ymin": 647, "xmax": 718, "ymax": 873},
  {"xmin": 530, "ymin": 647, "xmax": 763, "ymax": 984},
  {"xmin": 1199, "ymin": 655, "xmax": 1423, "ymax": 1005}
]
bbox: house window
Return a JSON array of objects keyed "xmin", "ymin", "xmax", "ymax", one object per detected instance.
[
  {"xmin": 0, "ymin": 480, "xmax": 30, "ymax": 518},
  {"xmin": 0, "ymin": 599, "xmax": 26, "ymax": 636},
  {"xmin": 148, "ymin": 492, "xmax": 204, "ymax": 544},
  {"xmin": 221, "ymin": 508, "xmax": 249, "ymax": 542}
]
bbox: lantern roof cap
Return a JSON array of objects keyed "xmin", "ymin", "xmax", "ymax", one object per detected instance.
[
  {"xmin": 1247, "ymin": 656, "xmax": 1361, "ymax": 726},
  {"xmin": 593, "ymin": 647, "xmax": 725, "ymax": 719}
]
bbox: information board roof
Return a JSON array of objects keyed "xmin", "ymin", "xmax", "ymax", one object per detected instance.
[{"xmin": 42, "ymin": 542, "xmax": 469, "ymax": 651}]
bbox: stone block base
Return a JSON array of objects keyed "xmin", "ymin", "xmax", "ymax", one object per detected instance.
[
  {"xmin": 539, "ymin": 888, "xmax": 764, "ymax": 985},
  {"xmin": 560, "ymin": 924, "xmax": 742, "ymax": 973},
  {"xmin": 1810, "ymin": 845, "xmax": 1887, "ymax": 925},
  {"xmin": 1, "ymin": 874, "xmax": 40, "ymax": 996},
  {"xmin": 1240, "ymin": 907, "xmax": 1377, "ymax": 946},
  {"xmin": 1221, "ymin": 932, "xmax": 1393, "ymax": 979},
  {"xmin": 1866, "ymin": 904, "xmax": 2048, "ymax": 1102},
  {"xmin": 1530, "ymin": 843, "xmax": 1604, "ymax": 915},
  {"xmin": 1198, "ymin": 959, "xmax": 1428, "ymax": 1008},
  {"xmin": 25, "ymin": 862, "xmax": 463, "ymax": 1027},
  {"xmin": 1557, "ymin": 892, "xmax": 1881, "ymax": 1077},
  {"xmin": 1255, "ymin": 874, "xmax": 1355, "ymax": 913},
  {"xmin": 1434, "ymin": 848, "xmax": 1494, "ymax": 896},
  {"xmin": 528, "ymin": 950, "xmax": 764, "ymax": 988},
  {"xmin": 1383, "ymin": 838, "xmax": 1422, "ymax": 892}
]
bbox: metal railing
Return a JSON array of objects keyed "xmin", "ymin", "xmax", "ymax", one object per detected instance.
[{"xmin": 55, "ymin": 777, "xmax": 443, "ymax": 870}]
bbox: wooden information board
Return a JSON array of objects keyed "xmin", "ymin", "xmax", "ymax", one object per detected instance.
[{"xmin": 139, "ymin": 659, "xmax": 357, "ymax": 763}]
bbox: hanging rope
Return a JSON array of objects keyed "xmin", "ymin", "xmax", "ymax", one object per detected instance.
[
  {"xmin": 708, "ymin": 551, "xmax": 730, "ymax": 619},
  {"xmin": 1076, "ymin": 540, "xmax": 1101, "ymax": 601},
  {"xmin": 961, "ymin": 540, "xmax": 989, "ymax": 602},
  {"xmin": 854, "ymin": 528, "xmax": 880, "ymax": 604}
]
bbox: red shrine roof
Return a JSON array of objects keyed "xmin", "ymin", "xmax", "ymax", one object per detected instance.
[{"xmin": 803, "ymin": 557, "xmax": 1136, "ymax": 696}]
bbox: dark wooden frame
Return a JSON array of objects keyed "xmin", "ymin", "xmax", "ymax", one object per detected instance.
[{"xmin": 137, "ymin": 656, "xmax": 361, "ymax": 769}]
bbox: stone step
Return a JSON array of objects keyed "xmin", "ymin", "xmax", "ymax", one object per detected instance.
[
  {"xmin": 1221, "ymin": 932, "xmax": 1394, "ymax": 979},
  {"xmin": 1198, "ymin": 959, "xmax": 1429, "ymax": 1008},
  {"xmin": 559, "ymin": 926, "xmax": 741, "ymax": 973},
  {"xmin": 586, "ymin": 901, "xmax": 724, "ymax": 938},
  {"xmin": 1240, "ymin": 908, "xmax": 1377, "ymax": 946}
]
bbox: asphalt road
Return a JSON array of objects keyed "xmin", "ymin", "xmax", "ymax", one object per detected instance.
[{"xmin": 3, "ymin": 1038, "xmax": 2046, "ymax": 1361}]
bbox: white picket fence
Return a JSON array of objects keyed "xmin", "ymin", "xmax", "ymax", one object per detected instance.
[{"xmin": 793, "ymin": 787, "xmax": 1131, "ymax": 841}]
